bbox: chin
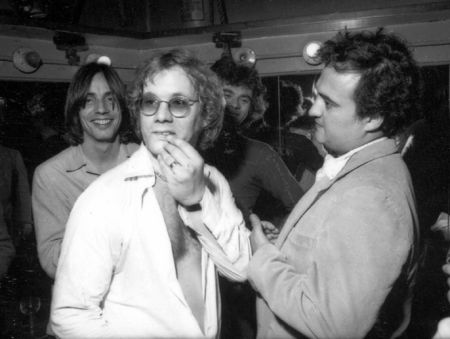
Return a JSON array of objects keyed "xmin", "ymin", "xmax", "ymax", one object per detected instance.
[{"xmin": 143, "ymin": 138, "xmax": 163, "ymax": 156}]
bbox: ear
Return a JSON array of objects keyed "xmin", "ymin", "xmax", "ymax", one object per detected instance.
[{"xmin": 363, "ymin": 115, "xmax": 383, "ymax": 132}]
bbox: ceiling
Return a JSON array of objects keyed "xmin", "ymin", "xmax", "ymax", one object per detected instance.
[{"xmin": 1, "ymin": 0, "xmax": 450, "ymax": 41}]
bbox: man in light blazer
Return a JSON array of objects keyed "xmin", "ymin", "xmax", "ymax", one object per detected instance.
[{"xmin": 248, "ymin": 28, "xmax": 421, "ymax": 339}]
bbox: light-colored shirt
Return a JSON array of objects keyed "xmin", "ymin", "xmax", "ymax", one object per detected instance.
[
  {"xmin": 315, "ymin": 137, "xmax": 387, "ymax": 182},
  {"xmin": 51, "ymin": 144, "xmax": 251, "ymax": 339},
  {"xmin": 32, "ymin": 143, "xmax": 138, "ymax": 278}
]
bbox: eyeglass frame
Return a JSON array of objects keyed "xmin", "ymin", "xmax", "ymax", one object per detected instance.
[{"xmin": 139, "ymin": 94, "xmax": 200, "ymax": 118}]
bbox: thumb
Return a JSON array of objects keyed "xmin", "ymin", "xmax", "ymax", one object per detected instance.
[{"xmin": 249, "ymin": 213, "xmax": 263, "ymax": 232}]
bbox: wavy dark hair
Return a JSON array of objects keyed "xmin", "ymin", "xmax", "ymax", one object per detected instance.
[
  {"xmin": 64, "ymin": 62, "xmax": 133, "ymax": 145},
  {"xmin": 211, "ymin": 55, "xmax": 268, "ymax": 127},
  {"xmin": 128, "ymin": 48, "xmax": 224, "ymax": 151},
  {"xmin": 318, "ymin": 28, "xmax": 421, "ymax": 137}
]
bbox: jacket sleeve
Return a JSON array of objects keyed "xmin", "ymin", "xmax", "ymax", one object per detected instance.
[
  {"xmin": 179, "ymin": 165, "xmax": 251, "ymax": 281},
  {"xmin": 32, "ymin": 165, "xmax": 69, "ymax": 278},
  {"xmin": 11, "ymin": 150, "xmax": 32, "ymax": 226},
  {"xmin": 248, "ymin": 185, "xmax": 415, "ymax": 338},
  {"xmin": 259, "ymin": 144, "xmax": 304, "ymax": 211},
  {"xmin": 51, "ymin": 185, "xmax": 121, "ymax": 338}
]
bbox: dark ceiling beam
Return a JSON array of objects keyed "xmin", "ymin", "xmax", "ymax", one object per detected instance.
[{"xmin": 0, "ymin": 0, "xmax": 449, "ymax": 41}]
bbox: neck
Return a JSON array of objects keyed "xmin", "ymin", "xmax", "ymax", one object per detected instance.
[{"xmin": 81, "ymin": 137, "xmax": 121, "ymax": 174}]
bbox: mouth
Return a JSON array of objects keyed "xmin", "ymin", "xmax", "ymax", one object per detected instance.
[
  {"xmin": 152, "ymin": 131, "xmax": 175, "ymax": 138},
  {"xmin": 92, "ymin": 119, "xmax": 113, "ymax": 126}
]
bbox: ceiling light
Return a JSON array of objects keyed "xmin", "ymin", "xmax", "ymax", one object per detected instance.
[
  {"xmin": 303, "ymin": 41, "xmax": 322, "ymax": 66},
  {"xmin": 12, "ymin": 47, "xmax": 42, "ymax": 73},
  {"xmin": 232, "ymin": 47, "xmax": 256, "ymax": 68}
]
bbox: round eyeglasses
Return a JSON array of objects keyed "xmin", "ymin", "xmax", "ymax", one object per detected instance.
[{"xmin": 140, "ymin": 94, "xmax": 199, "ymax": 118}]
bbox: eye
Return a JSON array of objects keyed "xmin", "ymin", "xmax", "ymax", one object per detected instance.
[
  {"xmin": 142, "ymin": 96, "xmax": 159, "ymax": 108},
  {"xmin": 324, "ymin": 99, "xmax": 333, "ymax": 109},
  {"xmin": 223, "ymin": 91, "xmax": 232, "ymax": 100},
  {"xmin": 239, "ymin": 97, "xmax": 251, "ymax": 105},
  {"xmin": 105, "ymin": 95, "xmax": 116, "ymax": 108},
  {"xmin": 170, "ymin": 97, "xmax": 190, "ymax": 109},
  {"xmin": 84, "ymin": 96, "xmax": 95, "ymax": 107}
]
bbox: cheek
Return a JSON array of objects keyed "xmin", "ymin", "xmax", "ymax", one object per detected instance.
[
  {"xmin": 179, "ymin": 116, "xmax": 203, "ymax": 144},
  {"xmin": 139, "ymin": 118, "xmax": 153, "ymax": 140}
]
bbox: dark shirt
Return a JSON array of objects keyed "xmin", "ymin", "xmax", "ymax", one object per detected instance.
[
  {"xmin": 204, "ymin": 129, "xmax": 303, "ymax": 226},
  {"xmin": 0, "ymin": 146, "xmax": 32, "ymax": 278}
]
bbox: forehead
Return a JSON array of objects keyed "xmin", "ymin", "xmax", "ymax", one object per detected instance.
[
  {"xmin": 223, "ymin": 84, "xmax": 253, "ymax": 97},
  {"xmin": 143, "ymin": 66, "xmax": 195, "ymax": 95},
  {"xmin": 315, "ymin": 67, "xmax": 361, "ymax": 102},
  {"xmin": 88, "ymin": 72, "xmax": 111, "ymax": 93}
]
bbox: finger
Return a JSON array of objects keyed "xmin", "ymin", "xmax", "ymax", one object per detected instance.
[
  {"xmin": 261, "ymin": 221, "xmax": 279, "ymax": 233},
  {"xmin": 158, "ymin": 154, "xmax": 176, "ymax": 178},
  {"xmin": 163, "ymin": 143, "xmax": 189, "ymax": 167},
  {"xmin": 159, "ymin": 148, "xmax": 178, "ymax": 168},
  {"xmin": 166, "ymin": 135, "xmax": 202, "ymax": 161}
]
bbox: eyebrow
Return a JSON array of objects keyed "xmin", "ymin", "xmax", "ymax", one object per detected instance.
[
  {"xmin": 312, "ymin": 83, "xmax": 338, "ymax": 106},
  {"xmin": 86, "ymin": 91, "xmax": 113, "ymax": 97},
  {"xmin": 142, "ymin": 91, "xmax": 190, "ymax": 98},
  {"xmin": 318, "ymin": 92, "xmax": 338, "ymax": 106},
  {"xmin": 223, "ymin": 88, "xmax": 251, "ymax": 99}
]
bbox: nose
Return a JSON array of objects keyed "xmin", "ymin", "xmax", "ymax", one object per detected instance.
[
  {"xmin": 308, "ymin": 98, "xmax": 321, "ymax": 118},
  {"xmin": 228, "ymin": 96, "xmax": 240, "ymax": 109},
  {"xmin": 154, "ymin": 101, "xmax": 173, "ymax": 122},
  {"xmin": 96, "ymin": 98, "xmax": 108, "ymax": 114}
]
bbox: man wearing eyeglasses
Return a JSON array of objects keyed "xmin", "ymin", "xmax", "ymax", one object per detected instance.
[
  {"xmin": 32, "ymin": 62, "xmax": 139, "ymax": 281},
  {"xmin": 50, "ymin": 49, "xmax": 251, "ymax": 338}
]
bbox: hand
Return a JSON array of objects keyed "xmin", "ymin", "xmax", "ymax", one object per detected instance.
[
  {"xmin": 158, "ymin": 136, "xmax": 206, "ymax": 206},
  {"xmin": 261, "ymin": 219, "xmax": 280, "ymax": 244},
  {"xmin": 249, "ymin": 214, "xmax": 271, "ymax": 254}
]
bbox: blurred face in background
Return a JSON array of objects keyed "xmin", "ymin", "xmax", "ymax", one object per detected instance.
[{"xmin": 223, "ymin": 84, "xmax": 253, "ymax": 125}]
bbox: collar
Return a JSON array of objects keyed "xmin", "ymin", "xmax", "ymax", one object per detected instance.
[
  {"xmin": 316, "ymin": 137, "xmax": 388, "ymax": 182},
  {"xmin": 122, "ymin": 143, "xmax": 157, "ymax": 183},
  {"xmin": 65, "ymin": 143, "xmax": 137, "ymax": 175}
]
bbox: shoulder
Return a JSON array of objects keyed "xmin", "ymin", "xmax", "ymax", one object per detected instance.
[
  {"xmin": 334, "ymin": 154, "xmax": 415, "ymax": 221},
  {"xmin": 123, "ymin": 142, "xmax": 140, "ymax": 154},
  {"xmin": 80, "ymin": 151, "xmax": 141, "ymax": 199},
  {"xmin": 33, "ymin": 146, "xmax": 77, "ymax": 181},
  {"xmin": 0, "ymin": 145, "xmax": 21, "ymax": 160},
  {"xmin": 242, "ymin": 137, "xmax": 279, "ymax": 157}
]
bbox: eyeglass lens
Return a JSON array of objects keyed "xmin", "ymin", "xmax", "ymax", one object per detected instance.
[{"xmin": 141, "ymin": 94, "xmax": 195, "ymax": 117}]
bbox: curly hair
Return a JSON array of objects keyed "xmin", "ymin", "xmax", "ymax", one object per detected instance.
[
  {"xmin": 318, "ymin": 28, "xmax": 421, "ymax": 137},
  {"xmin": 64, "ymin": 62, "xmax": 134, "ymax": 145},
  {"xmin": 211, "ymin": 55, "xmax": 268, "ymax": 126},
  {"xmin": 128, "ymin": 49, "xmax": 224, "ymax": 151}
]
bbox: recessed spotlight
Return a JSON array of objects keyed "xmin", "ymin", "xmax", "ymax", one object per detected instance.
[{"xmin": 303, "ymin": 41, "xmax": 322, "ymax": 65}]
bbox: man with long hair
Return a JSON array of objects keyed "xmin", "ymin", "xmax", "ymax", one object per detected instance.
[{"xmin": 33, "ymin": 61, "xmax": 138, "ymax": 280}]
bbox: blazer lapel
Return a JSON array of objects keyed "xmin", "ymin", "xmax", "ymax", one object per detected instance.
[{"xmin": 275, "ymin": 138, "xmax": 399, "ymax": 248}]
